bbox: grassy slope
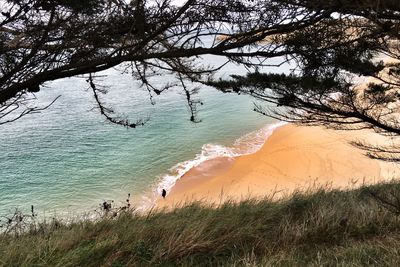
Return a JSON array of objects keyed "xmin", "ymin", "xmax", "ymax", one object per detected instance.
[{"xmin": 1, "ymin": 182, "xmax": 400, "ymax": 266}]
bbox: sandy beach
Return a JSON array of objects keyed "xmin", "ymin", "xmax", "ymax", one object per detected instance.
[
  {"xmin": 154, "ymin": 55, "xmax": 400, "ymax": 209},
  {"xmin": 157, "ymin": 124, "xmax": 400, "ymax": 209}
]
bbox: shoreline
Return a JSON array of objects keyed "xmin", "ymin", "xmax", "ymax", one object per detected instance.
[
  {"xmin": 148, "ymin": 121, "xmax": 287, "ymax": 207},
  {"xmin": 157, "ymin": 124, "xmax": 399, "ymax": 209}
]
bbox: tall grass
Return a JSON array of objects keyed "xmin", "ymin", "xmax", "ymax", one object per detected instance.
[{"xmin": 1, "ymin": 182, "xmax": 400, "ymax": 266}]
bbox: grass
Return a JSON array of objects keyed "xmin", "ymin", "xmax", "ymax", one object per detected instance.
[{"xmin": 1, "ymin": 182, "xmax": 400, "ymax": 266}]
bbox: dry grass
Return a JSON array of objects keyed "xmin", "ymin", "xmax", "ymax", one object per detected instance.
[{"xmin": 1, "ymin": 181, "xmax": 400, "ymax": 266}]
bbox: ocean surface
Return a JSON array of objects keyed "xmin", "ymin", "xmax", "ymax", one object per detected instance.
[{"xmin": 0, "ymin": 54, "xmax": 289, "ymax": 217}]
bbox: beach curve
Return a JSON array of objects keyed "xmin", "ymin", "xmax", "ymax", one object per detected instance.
[{"xmin": 156, "ymin": 124, "xmax": 397, "ymax": 209}]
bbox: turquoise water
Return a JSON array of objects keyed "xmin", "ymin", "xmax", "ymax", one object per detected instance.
[{"xmin": 0, "ymin": 55, "xmax": 287, "ymax": 216}]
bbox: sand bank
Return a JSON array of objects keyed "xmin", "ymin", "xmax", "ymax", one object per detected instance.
[{"xmin": 157, "ymin": 124, "xmax": 399, "ymax": 208}]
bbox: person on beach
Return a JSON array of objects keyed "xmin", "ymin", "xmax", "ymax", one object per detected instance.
[{"xmin": 162, "ymin": 189, "xmax": 167, "ymax": 199}]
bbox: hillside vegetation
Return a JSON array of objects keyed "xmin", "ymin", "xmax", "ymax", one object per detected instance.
[{"xmin": 1, "ymin": 182, "xmax": 400, "ymax": 266}]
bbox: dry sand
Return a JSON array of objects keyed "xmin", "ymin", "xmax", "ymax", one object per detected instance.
[{"xmin": 157, "ymin": 124, "xmax": 400, "ymax": 209}]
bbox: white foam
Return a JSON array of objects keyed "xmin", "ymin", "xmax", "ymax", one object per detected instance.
[
  {"xmin": 233, "ymin": 121, "xmax": 287, "ymax": 155},
  {"xmin": 138, "ymin": 121, "xmax": 287, "ymax": 210},
  {"xmin": 155, "ymin": 144, "xmax": 239, "ymax": 194},
  {"xmin": 156, "ymin": 121, "xmax": 286, "ymax": 193}
]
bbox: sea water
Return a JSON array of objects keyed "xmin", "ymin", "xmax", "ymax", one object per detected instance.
[{"xmin": 0, "ymin": 55, "xmax": 290, "ymax": 216}]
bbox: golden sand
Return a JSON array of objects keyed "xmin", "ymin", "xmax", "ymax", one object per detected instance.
[
  {"xmin": 156, "ymin": 57, "xmax": 400, "ymax": 209},
  {"xmin": 157, "ymin": 124, "xmax": 399, "ymax": 209}
]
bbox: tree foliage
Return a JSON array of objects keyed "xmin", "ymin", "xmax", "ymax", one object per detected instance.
[
  {"xmin": 0, "ymin": 0, "xmax": 333, "ymax": 125},
  {"xmin": 1, "ymin": 0, "xmax": 400, "ymax": 160},
  {"xmin": 209, "ymin": 0, "xmax": 400, "ymax": 161}
]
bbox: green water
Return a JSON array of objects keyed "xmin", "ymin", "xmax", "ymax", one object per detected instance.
[{"xmin": 0, "ymin": 56, "xmax": 288, "ymax": 216}]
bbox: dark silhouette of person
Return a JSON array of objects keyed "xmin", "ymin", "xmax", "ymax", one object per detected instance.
[{"xmin": 162, "ymin": 189, "xmax": 167, "ymax": 199}]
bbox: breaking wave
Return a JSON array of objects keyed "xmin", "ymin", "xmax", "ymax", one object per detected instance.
[{"xmin": 149, "ymin": 121, "xmax": 287, "ymax": 199}]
